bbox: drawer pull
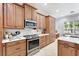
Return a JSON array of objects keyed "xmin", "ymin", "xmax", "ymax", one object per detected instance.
[
  {"xmin": 64, "ymin": 45, "xmax": 69, "ymax": 48},
  {"xmin": 16, "ymin": 48, "xmax": 20, "ymax": 50}
]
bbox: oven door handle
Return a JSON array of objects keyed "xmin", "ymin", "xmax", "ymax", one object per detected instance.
[{"xmin": 27, "ymin": 38, "xmax": 39, "ymax": 41}]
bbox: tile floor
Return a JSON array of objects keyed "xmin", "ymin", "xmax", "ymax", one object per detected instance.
[{"xmin": 33, "ymin": 39, "xmax": 58, "ymax": 56}]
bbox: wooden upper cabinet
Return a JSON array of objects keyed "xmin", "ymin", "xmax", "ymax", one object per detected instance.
[
  {"xmin": 36, "ymin": 13, "xmax": 40, "ymax": 29},
  {"xmin": 25, "ymin": 4, "xmax": 37, "ymax": 20},
  {"xmin": 31, "ymin": 7, "xmax": 37, "ymax": 20},
  {"xmin": 15, "ymin": 4, "xmax": 24, "ymax": 28},
  {"xmin": 0, "ymin": 4, "xmax": 3, "ymax": 29},
  {"xmin": 0, "ymin": 3, "xmax": 3, "ymax": 56},
  {"xmin": 4, "ymin": 4, "xmax": 15, "ymax": 28},
  {"xmin": 36, "ymin": 13, "xmax": 45, "ymax": 29},
  {"xmin": 45, "ymin": 16, "xmax": 55, "ymax": 43},
  {"xmin": 25, "ymin": 4, "xmax": 31, "ymax": 20},
  {"xmin": 4, "ymin": 3, "xmax": 24, "ymax": 29},
  {"xmin": 41, "ymin": 15, "xmax": 45, "ymax": 29}
]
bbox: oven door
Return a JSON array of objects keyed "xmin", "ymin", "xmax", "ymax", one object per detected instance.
[{"xmin": 27, "ymin": 38, "xmax": 39, "ymax": 55}]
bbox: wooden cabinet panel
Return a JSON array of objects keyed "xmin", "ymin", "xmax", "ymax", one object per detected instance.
[
  {"xmin": 5, "ymin": 40, "xmax": 26, "ymax": 56},
  {"xmin": 25, "ymin": 4, "xmax": 37, "ymax": 20},
  {"xmin": 4, "ymin": 4, "xmax": 15, "ymax": 28},
  {"xmin": 4, "ymin": 3, "xmax": 24, "ymax": 28},
  {"xmin": 25, "ymin": 4, "xmax": 31, "ymax": 19},
  {"xmin": 15, "ymin": 5, "xmax": 24, "ymax": 28},
  {"xmin": 58, "ymin": 44, "xmax": 76, "ymax": 56},
  {"xmin": 39, "ymin": 36, "xmax": 47, "ymax": 48},
  {"xmin": 0, "ymin": 4, "xmax": 3, "ymax": 28},
  {"xmin": 9, "ymin": 50, "xmax": 26, "ymax": 56},
  {"xmin": 36, "ymin": 13, "xmax": 45, "ymax": 29},
  {"xmin": 0, "ymin": 30, "xmax": 3, "ymax": 56},
  {"xmin": 36, "ymin": 13, "xmax": 41, "ymax": 29},
  {"xmin": 31, "ymin": 8, "xmax": 37, "ymax": 20},
  {"xmin": 45, "ymin": 16, "xmax": 55, "ymax": 44},
  {"xmin": 58, "ymin": 40, "xmax": 76, "ymax": 56}
]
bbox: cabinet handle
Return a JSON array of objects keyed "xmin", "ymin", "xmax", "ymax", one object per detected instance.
[
  {"xmin": 64, "ymin": 45, "xmax": 69, "ymax": 48},
  {"xmin": 16, "ymin": 48, "xmax": 20, "ymax": 50}
]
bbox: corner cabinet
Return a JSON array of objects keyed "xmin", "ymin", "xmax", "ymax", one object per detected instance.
[{"xmin": 4, "ymin": 3, "xmax": 24, "ymax": 29}]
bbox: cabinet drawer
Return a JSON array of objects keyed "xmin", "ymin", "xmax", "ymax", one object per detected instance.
[
  {"xmin": 6, "ymin": 40, "xmax": 26, "ymax": 55},
  {"xmin": 76, "ymin": 44, "xmax": 79, "ymax": 50},
  {"xmin": 9, "ymin": 50, "xmax": 26, "ymax": 56},
  {"xmin": 6, "ymin": 40, "xmax": 26, "ymax": 47},
  {"xmin": 58, "ymin": 40, "xmax": 76, "ymax": 48}
]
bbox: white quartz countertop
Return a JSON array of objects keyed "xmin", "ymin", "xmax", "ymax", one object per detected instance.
[
  {"xmin": 2, "ymin": 33, "xmax": 49, "ymax": 43},
  {"xmin": 38, "ymin": 33, "xmax": 49, "ymax": 37},
  {"xmin": 2, "ymin": 37, "xmax": 26, "ymax": 43},
  {"xmin": 58, "ymin": 36, "xmax": 79, "ymax": 44}
]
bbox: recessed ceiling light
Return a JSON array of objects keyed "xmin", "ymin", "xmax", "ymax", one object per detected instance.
[
  {"xmin": 70, "ymin": 11, "xmax": 75, "ymax": 13},
  {"xmin": 44, "ymin": 3, "xmax": 47, "ymax": 6},
  {"xmin": 56, "ymin": 9, "xmax": 59, "ymax": 12}
]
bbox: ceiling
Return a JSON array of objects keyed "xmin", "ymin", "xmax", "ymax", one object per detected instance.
[{"xmin": 29, "ymin": 3, "xmax": 79, "ymax": 18}]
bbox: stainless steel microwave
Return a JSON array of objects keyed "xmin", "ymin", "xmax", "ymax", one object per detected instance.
[{"xmin": 24, "ymin": 20, "xmax": 37, "ymax": 29}]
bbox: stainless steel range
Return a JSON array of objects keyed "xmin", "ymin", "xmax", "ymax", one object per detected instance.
[{"xmin": 23, "ymin": 34, "xmax": 40, "ymax": 56}]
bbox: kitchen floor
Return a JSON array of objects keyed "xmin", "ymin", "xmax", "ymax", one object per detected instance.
[{"xmin": 33, "ymin": 39, "xmax": 58, "ymax": 56}]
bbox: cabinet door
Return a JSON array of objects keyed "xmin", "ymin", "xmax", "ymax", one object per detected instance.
[
  {"xmin": 58, "ymin": 44, "xmax": 76, "ymax": 56},
  {"xmin": 40, "ymin": 15, "xmax": 45, "ymax": 29},
  {"xmin": 0, "ymin": 30, "xmax": 3, "ymax": 56},
  {"xmin": 15, "ymin": 5, "xmax": 24, "ymax": 28},
  {"xmin": 76, "ymin": 50, "xmax": 79, "ymax": 56},
  {"xmin": 31, "ymin": 8, "xmax": 37, "ymax": 20},
  {"xmin": 4, "ymin": 4, "xmax": 16, "ymax": 28},
  {"xmin": 39, "ymin": 36, "xmax": 46, "ymax": 48},
  {"xmin": 0, "ymin": 4, "xmax": 3, "ymax": 29},
  {"xmin": 25, "ymin": 5, "xmax": 31, "ymax": 19},
  {"xmin": 36, "ymin": 13, "xmax": 40, "ymax": 29}
]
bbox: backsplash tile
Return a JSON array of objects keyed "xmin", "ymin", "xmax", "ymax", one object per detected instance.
[{"xmin": 4, "ymin": 28, "xmax": 42, "ymax": 37}]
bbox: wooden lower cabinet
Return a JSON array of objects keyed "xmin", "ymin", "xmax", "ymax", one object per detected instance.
[
  {"xmin": 58, "ymin": 44, "xmax": 76, "ymax": 56},
  {"xmin": 39, "ymin": 36, "xmax": 46, "ymax": 48},
  {"xmin": 3, "ymin": 40, "xmax": 26, "ymax": 56},
  {"xmin": 76, "ymin": 50, "xmax": 79, "ymax": 56},
  {"xmin": 58, "ymin": 40, "xmax": 76, "ymax": 56},
  {"xmin": 39, "ymin": 35, "xmax": 50, "ymax": 49},
  {"xmin": 9, "ymin": 50, "xmax": 26, "ymax": 56},
  {"xmin": 0, "ymin": 30, "xmax": 3, "ymax": 56}
]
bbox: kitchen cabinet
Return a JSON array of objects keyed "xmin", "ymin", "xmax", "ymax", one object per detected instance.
[
  {"xmin": 4, "ymin": 3, "xmax": 24, "ymax": 29},
  {"xmin": 58, "ymin": 40, "xmax": 76, "ymax": 56},
  {"xmin": 25, "ymin": 4, "xmax": 31, "ymax": 20},
  {"xmin": 0, "ymin": 3, "xmax": 3, "ymax": 56},
  {"xmin": 76, "ymin": 45, "xmax": 79, "ymax": 56},
  {"xmin": 36, "ymin": 13, "xmax": 41, "ymax": 29},
  {"xmin": 15, "ymin": 4, "xmax": 24, "ymax": 28},
  {"xmin": 4, "ymin": 40, "xmax": 26, "ymax": 56},
  {"xmin": 39, "ymin": 35, "xmax": 50, "ymax": 49},
  {"xmin": 45, "ymin": 16, "xmax": 56, "ymax": 43},
  {"xmin": 36, "ymin": 13, "xmax": 45, "ymax": 29},
  {"xmin": 24, "ymin": 4, "xmax": 37, "ymax": 20},
  {"xmin": 4, "ymin": 4, "xmax": 15, "ymax": 28},
  {"xmin": 0, "ymin": 4, "xmax": 3, "ymax": 28},
  {"xmin": 0, "ymin": 30, "xmax": 3, "ymax": 56},
  {"xmin": 39, "ymin": 36, "xmax": 46, "ymax": 48}
]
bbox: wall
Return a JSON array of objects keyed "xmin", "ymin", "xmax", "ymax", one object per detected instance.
[
  {"xmin": 55, "ymin": 13, "xmax": 79, "ymax": 36},
  {"xmin": 4, "ymin": 28, "xmax": 42, "ymax": 38}
]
